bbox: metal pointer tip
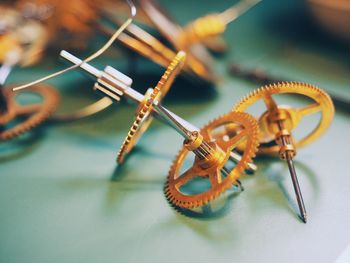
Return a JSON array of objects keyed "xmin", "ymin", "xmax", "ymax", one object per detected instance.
[
  {"xmin": 286, "ymin": 158, "xmax": 307, "ymax": 224},
  {"xmin": 300, "ymin": 213, "xmax": 307, "ymax": 224}
]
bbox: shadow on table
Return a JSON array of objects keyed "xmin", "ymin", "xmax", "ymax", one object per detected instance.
[
  {"xmin": 250, "ymin": 155, "xmax": 319, "ymax": 222},
  {"xmin": 168, "ymin": 188, "xmax": 242, "ymax": 221},
  {"xmin": 0, "ymin": 127, "xmax": 46, "ymax": 163}
]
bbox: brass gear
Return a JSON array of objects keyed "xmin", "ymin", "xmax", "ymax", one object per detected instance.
[
  {"xmin": 164, "ymin": 111, "xmax": 260, "ymax": 208},
  {"xmin": 117, "ymin": 51, "xmax": 186, "ymax": 163},
  {"xmin": 232, "ymin": 82, "xmax": 334, "ymax": 155},
  {"xmin": 0, "ymin": 84, "xmax": 60, "ymax": 141}
]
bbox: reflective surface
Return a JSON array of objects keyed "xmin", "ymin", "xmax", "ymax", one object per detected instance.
[{"xmin": 1, "ymin": 0, "xmax": 350, "ymax": 262}]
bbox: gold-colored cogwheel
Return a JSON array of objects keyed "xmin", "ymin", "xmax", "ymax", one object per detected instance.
[
  {"xmin": 164, "ymin": 111, "xmax": 260, "ymax": 208},
  {"xmin": 0, "ymin": 84, "xmax": 60, "ymax": 141},
  {"xmin": 116, "ymin": 51, "xmax": 186, "ymax": 163},
  {"xmin": 232, "ymin": 82, "xmax": 334, "ymax": 155}
]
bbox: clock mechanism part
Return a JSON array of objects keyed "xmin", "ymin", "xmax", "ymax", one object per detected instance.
[
  {"xmin": 228, "ymin": 62, "xmax": 350, "ymax": 113},
  {"xmin": 0, "ymin": 2, "xmax": 112, "ymax": 122},
  {"xmin": 0, "ymin": 0, "xmax": 121, "ymax": 61},
  {"xmin": 139, "ymin": 0, "xmax": 261, "ymax": 53},
  {"xmin": 99, "ymin": 7, "xmax": 217, "ymax": 85},
  {"xmin": 231, "ymin": 82, "xmax": 335, "ymax": 223},
  {"xmin": 0, "ymin": 52, "xmax": 59, "ymax": 141},
  {"xmin": 11, "ymin": 0, "xmax": 137, "ymax": 122},
  {"xmin": 58, "ymin": 50, "xmax": 260, "ymax": 206}
]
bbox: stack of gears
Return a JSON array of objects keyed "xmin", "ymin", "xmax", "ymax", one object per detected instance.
[{"xmin": 0, "ymin": 0, "xmax": 335, "ymax": 224}]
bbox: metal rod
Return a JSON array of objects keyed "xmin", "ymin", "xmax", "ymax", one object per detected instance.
[
  {"xmin": 12, "ymin": 0, "xmax": 137, "ymax": 92},
  {"xmin": 286, "ymin": 158, "xmax": 307, "ymax": 223},
  {"xmin": 230, "ymin": 151, "xmax": 257, "ymax": 173},
  {"xmin": 220, "ymin": 0, "xmax": 261, "ymax": 24},
  {"xmin": 277, "ymin": 121, "xmax": 307, "ymax": 223},
  {"xmin": 152, "ymin": 101, "xmax": 193, "ymax": 139},
  {"xmin": 60, "ymin": 51, "xmax": 256, "ymax": 173},
  {"xmin": 60, "ymin": 50, "xmax": 199, "ymax": 133}
]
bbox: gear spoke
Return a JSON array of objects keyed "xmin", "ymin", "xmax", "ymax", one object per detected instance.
[
  {"xmin": 209, "ymin": 170, "xmax": 222, "ymax": 187},
  {"xmin": 297, "ymin": 102, "xmax": 322, "ymax": 118},
  {"xmin": 216, "ymin": 129, "xmax": 247, "ymax": 151},
  {"xmin": 262, "ymin": 94, "xmax": 278, "ymax": 112},
  {"xmin": 174, "ymin": 166, "xmax": 200, "ymax": 188}
]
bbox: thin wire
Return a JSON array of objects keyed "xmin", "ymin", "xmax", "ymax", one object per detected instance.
[
  {"xmin": 13, "ymin": 0, "xmax": 136, "ymax": 91},
  {"xmin": 220, "ymin": 0, "xmax": 261, "ymax": 24}
]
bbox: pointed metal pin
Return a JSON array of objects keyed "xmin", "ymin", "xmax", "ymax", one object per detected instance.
[{"xmin": 286, "ymin": 158, "xmax": 307, "ymax": 223}]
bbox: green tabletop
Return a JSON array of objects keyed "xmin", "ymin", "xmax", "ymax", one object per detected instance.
[{"xmin": 1, "ymin": 0, "xmax": 350, "ymax": 262}]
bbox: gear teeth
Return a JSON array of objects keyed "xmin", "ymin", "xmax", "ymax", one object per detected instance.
[
  {"xmin": 117, "ymin": 52, "xmax": 187, "ymax": 163},
  {"xmin": 234, "ymin": 81, "xmax": 333, "ymax": 111},
  {"xmin": 164, "ymin": 111, "xmax": 260, "ymax": 208},
  {"xmin": 232, "ymin": 81, "xmax": 334, "ymax": 153},
  {"xmin": 0, "ymin": 85, "xmax": 60, "ymax": 141}
]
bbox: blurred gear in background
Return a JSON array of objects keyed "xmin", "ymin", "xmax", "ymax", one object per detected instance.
[{"xmin": 307, "ymin": 0, "xmax": 350, "ymax": 42}]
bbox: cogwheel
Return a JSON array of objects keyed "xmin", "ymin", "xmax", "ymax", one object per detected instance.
[
  {"xmin": 116, "ymin": 51, "xmax": 186, "ymax": 163},
  {"xmin": 164, "ymin": 111, "xmax": 260, "ymax": 208},
  {"xmin": 232, "ymin": 82, "xmax": 334, "ymax": 155},
  {"xmin": 0, "ymin": 84, "xmax": 60, "ymax": 141}
]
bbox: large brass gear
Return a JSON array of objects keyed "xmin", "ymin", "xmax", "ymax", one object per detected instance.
[
  {"xmin": 232, "ymin": 82, "xmax": 334, "ymax": 155},
  {"xmin": 0, "ymin": 84, "xmax": 60, "ymax": 141},
  {"xmin": 164, "ymin": 111, "xmax": 260, "ymax": 208},
  {"xmin": 117, "ymin": 51, "xmax": 186, "ymax": 163}
]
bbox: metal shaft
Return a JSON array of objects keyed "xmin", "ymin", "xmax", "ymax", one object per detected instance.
[
  {"xmin": 277, "ymin": 121, "xmax": 307, "ymax": 223},
  {"xmin": 286, "ymin": 158, "xmax": 307, "ymax": 223},
  {"xmin": 60, "ymin": 50, "xmax": 198, "ymax": 133},
  {"xmin": 60, "ymin": 51, "xmax": 256, "ymax": 174},
  {"xmin": 152, "ymin": 101, "xmax": 192, "ymax": 139},
  {"xmin": 220, "ymin": 0, "xmax": 261, "ymax": 24}
]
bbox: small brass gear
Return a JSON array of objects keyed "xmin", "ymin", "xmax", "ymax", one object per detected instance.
[
  {"xmin": 117, "ymin": 51, "xmax": 186, "ymax": 163},
  {"xmin": 164, "ymin": 111, "xmax": 260, "ymax": 208},
  {"xmin": 232, "ymin": 82, "xmax": 334, "ymax": 155},
  {"xmin": 0, "ymin": 84, "xmax": 60, "ymax": 141}
]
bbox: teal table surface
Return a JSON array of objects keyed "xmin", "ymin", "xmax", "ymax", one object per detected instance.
[{"xmin": 1, "ymin": 0, "xmax": 350, "ymax": 263}]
